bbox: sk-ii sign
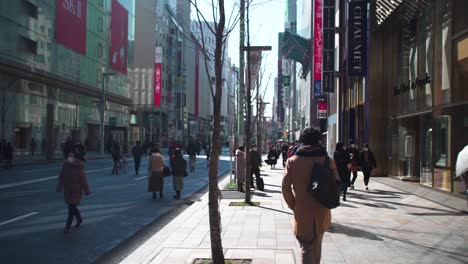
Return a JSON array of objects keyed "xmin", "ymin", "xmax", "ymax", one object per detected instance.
[
  {"xmin": 55, "ymin": 0, "xmax": 87, "ymax": 55},
  {"xmin": 348, "ymin": 0, "xmax": 367, "ymax": 76}
]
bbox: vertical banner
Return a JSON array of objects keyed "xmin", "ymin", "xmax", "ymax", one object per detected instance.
[
  {"xmin": 348, "ymin": 0, "xmax": 368, "ymax": 76},
  {"xmin": 110, "ymin": 0, "xmax": 128, "ymax": 74},
  {"xmin": 55, "ymin": 0, "xmax": 87, "ymax": 54},
  {"xmin": 322, "ymin": 0, "xmax": 335, "ymax": 92},
  {"xmin": 282, "ymin": 58, "xmax": 291, "ymax": 108},
  {"xmin": 154, "ymin": 47, "xmax": 162, "ymax": 106},
  {"xmin": 317, "ymin": 99, "xmax": 327, "ymax": 119},
  {"xmin": 313, "ymin": 0, "xmax": 323, "ymax": 99},
  {"xmin": 195, "ymin": 47, "xmax": 200, "ymax": 117}
]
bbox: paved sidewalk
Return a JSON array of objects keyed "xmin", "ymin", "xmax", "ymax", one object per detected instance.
[{"xmin": 119, "ymin": 166, "xmax": 468, "ymax": 264}]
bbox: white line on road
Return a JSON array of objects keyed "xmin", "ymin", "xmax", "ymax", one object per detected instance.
[
  {"xmin": 0, "ymin": 176, "xmax": 57, "ymax": 189},
  {"xmin": 134, "ymin": 176, "xmax": 147, "ymax": 180},
  {"xmin": 0, "ymin": 212, "xmax": 39, "ymax": 226}
]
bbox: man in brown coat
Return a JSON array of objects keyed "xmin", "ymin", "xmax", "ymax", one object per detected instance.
[
  {"xmin": 56, "ymin": 152, "xmax": 91, "ymax": 234},
  {"xmin": 282, "ymin": 127, "xmax": 340, "ymax": 264}
]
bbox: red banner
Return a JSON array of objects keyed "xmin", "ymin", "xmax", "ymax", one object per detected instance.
[
  {"xmin": 110, "ymin": 0, "xmax": 128, "ymax": 74},
  {"xmin": 313, "ymin": 0, "xmax": 323, "ymax": 81},
  {"xmin": 154, "ymin": 47, "xmax": 162, "ymax": 106},
  {"xmin": 55, "ymin": 0, "xmax": 87, "ymax": 55}
]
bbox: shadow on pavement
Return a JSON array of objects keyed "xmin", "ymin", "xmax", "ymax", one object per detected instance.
[
  {"xmin": 253, "ymin": 192, "xmax": 271, "ymax": 198},
  {"xmin": 328, "ymin": 223, "xmax": 384, "ymax": 241},
  {"xmin": 262, "ymin": 189, "xmax": 282, "ymax": 194},
  {"xmin": 255, "ymin": 205, "xmax": 293, "ymax": 215},
  {"xmin": 264, "ymin": 183, "xmax": 281, "ymax": 188}
]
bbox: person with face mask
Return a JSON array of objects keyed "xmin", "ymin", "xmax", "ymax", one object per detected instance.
[
  {"xmin": 347, "ymin": 143, "xmax": 360, "ymax": 190},
  {"xmin": 359, "ymin": 144, "xmax": 377, "ymax": 191}
]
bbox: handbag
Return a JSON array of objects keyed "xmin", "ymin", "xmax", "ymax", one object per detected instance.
[
  {"xmin": 307, "ymin": 157, "xmax": 340, "ymax": 209},
  {"xmin": 163, "ymin": 166, "xmax": 171, "ymax": 177}
]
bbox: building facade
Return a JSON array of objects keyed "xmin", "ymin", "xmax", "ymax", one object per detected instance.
[{"xmin": 0, "ymin": 0, "xmax": 134, "ymax": 158}]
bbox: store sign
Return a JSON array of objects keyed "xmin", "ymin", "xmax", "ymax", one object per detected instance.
[
  {"xmin": 55, "ymin": 0, "xmax": 87, "ymax": 54},
  {"xmin": 317, "ymin": 100, "xmax": 327, "ymax": 119},
  {"xmin": 154, "ymin": 47, "xmax": 163, "ymax": 106},
  {"xmin": 110, "ymin": 0, "xmax": 128, "ymax": 74},
  {"xmin": 323, "ymin": 0, "xmax": 335, "ymax": 92},
  {"xmin": 348, "ymin": 0, "xmax": 368, "ymax": 76},
  {"xmin": 394, "ymin": 73, "xmax": 431, "ymax": 95},
  {"xmin": 313, "ymin": 0, "xmax": 323, "ymax": 99}
]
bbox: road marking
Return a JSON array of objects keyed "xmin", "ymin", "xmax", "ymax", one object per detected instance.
[
  {"xmin": 0, "ymin": 212, "xmax": 39, "ymax": 226},
  {"xmin": 0, "ymin": 176, "xmax": 57, "ymax": 189},
  {"xmin": 23, "ymin": 167, "xmax": 62, "ymax": 173},
  {"xmin": 135, "ymin": 176, "xmax": 147, "ymax": 180}
]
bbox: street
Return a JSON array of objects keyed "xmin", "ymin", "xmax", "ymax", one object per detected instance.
[{"xmin": 0, "ymin": 152, "xmax": 232, "ymax": 264}]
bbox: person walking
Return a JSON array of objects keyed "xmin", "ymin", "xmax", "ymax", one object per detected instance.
[
  {"xmin": 30, "ymin": 138, "xmax": 37, "ymax": 156},
  {"xmin": 148, "ymin": 147, "xmax": 164, "ymax": 199},
  {"xmin": 56, "ymin": 152, "xmax": 90, "ymax": 234},
  {"xmin": 132, "ymin": 141, "xmax": 143, "ymax": 176},
  {"xmin": 4, "ymin": 142, "xmax": 14, "ymax": 169},
  {"xmin": 63, "ymin": 137, "xmax": 74, "ymax": 159},
  {"xmin": 359, "ymin": 144, "xmax": 377, "ymax": 191},
  {"xmin": 250, "ymin": 144, "xmax": 262, "ymax": 188},
  {"xmin": 186, "ymin": 140, "xmax": 197, "ymax": 172},
  {"xmin": 73, "ymin": 140, "xmax": 86, "ymax": 162},
  {"xmin": 235, "ymin": 146, "xmax": 246, "ymax": 192},
  {"xmin": 267, "ymin": 146, "xmax": 278, "ymax": 169},
  {"xmin": 334, "ymin": 142, "xmax": 350, "ymax": 201},
  {"xmin": 111, "ymin": 141, "xmax": 121, "ymax": 175},
  {"xmin": 281, "ymin": 143, "xmax": 289, "ymax": 168},
  {"xmin": 282, "ymin": 127, "xmax": 340, "ymax": 264},
  {"xmin": 347, "ymin": 143, "xmax": 360, "ymax": 190},
  {"xmin": 170, "ymin": 148, "xmax": 187, "ymax": 199},
  {"xmin": 206, "ymin": 144, "xmax": 211, "ymax": 168}
]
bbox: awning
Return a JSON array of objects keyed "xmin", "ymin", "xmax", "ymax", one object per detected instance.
[
  {"xmin": 280, "ymin": 31, "xmax": 311, "ymax": 78},
  {"xmin": 374, "ymin": 0, "xmax": 432, "ymax": 28}
]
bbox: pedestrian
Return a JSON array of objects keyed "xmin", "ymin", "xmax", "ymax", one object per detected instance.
[
  {"xmin": 250, "ymin": 144, "xmax": 262, "ymax": 188},
  {"xmin": 282, "ymin": 127, "xmax": 340, "ymax": 264},
  {"xmin": 267, "ymin": 145, "xmax": 278, "ymax": 169},
  {"xmin": 63, "ymin": 137, "xmax": 74, "ymax": 159},
  {"xmin": 30, "ymin": 138, "xmax": 37, "ymax": 156},
  {"xmin": 56, "ymin": 152, "xmax": 90, "ymax": 234},
  {"xmin": 170, "ymin": 148, "xmax": 187, "ymax": 199},
  {"xmin": 347, "ymin": 143, "xmax": 360, "ymax": 190},
  {"xmin": 4, "ymin": 142, "xmax": 14, "ymax": 169},
  {"xmin": 186, "ymin": 140, "xmax": 197, "ymax": 172},
  {"xmin": 206, "ymin": 144, "xmax": 211, "ymax": 168},
  {"xmin": 111, "ymin": 141, "xmax": 121, "ymax": 175},
  {"xmin": 334, "ymin": 142, "xmax": 350, "ymax": 201},
  {"xmin": 235, "ymin": 146, "xmax": 246, "ymax": 192},
  {"xmin": 359, "ymin": 144, "xmax": 377, "ymax": 191},
  {"xmin": 41, "ymin": 138, "xmax": 46, "ymax": 155},
  {"xmin": 132, "ymin": 141, "xmax": 143, "ymax": 176},
  {"xmin": 281, "ymin": 143, "xmax": 289, "ymax": 168},
  {"xmin": 73, "ymin": 140, "xmax": 86, "ymax": 162},
  {"xmin": 148, "ymin": 146, "xmax": 164, "ymax": 199}
]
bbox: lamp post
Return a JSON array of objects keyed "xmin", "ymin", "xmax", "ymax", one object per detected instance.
[{"xmin": 100, "ymin": 71, "xmax": 117, "ymax": 155}]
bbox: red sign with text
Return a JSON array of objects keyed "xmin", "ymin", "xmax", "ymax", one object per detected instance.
[
  {"xmin": 313, "ymin": 0, "xmax": 323, "ymax": 81},
  {"xmin": 55, "ymin": 0, "xmax": 87, "ymax": 55},
  {"xmin": 110, "ymin": 0, "xmax": 128, "ymax": 74},
  {"xmin": 154, "ymin": 63, "xmax": 162, "ymax": 106}
]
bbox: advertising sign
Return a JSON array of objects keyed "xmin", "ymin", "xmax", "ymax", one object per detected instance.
[
  {"xmin": 55, "ymin": 0, "xmax": 87, "ymax": 55},
  {"xmin": 348, "ymin": 0, "xmax": 368, "ymax": 76},
  {"xmin": 323, "ymin": 0, "xmax": 335, "ymax": 92},
  {"xmin": 154, "ymin": 47, "xmax": 162, "ymax": 106},
  {"xmin": 317, "ymin": 99, "xmax": 327, "ymax": 119},
  {"xmin": 110, "ymin": 0, "xmax": 128, "ymax": 74},
  {"xmin": 313, "ymin": 0, "xmax": 323, "ymax": 99}
]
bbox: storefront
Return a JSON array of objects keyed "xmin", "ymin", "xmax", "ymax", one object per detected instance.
[{"xmin": 369, "ymin": 0, "xmax": 468, "ymax": 196}]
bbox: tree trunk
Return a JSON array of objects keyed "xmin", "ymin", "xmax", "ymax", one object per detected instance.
[
  {"xmin": 208, "ymin": 0, "xmax": 226, "ymax": 263},
  {"xmin": 244, "ymin": 0, "xmax": 252, "ymax": 204}
]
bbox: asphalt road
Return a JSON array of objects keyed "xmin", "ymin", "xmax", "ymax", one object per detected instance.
[{"xmin": 0, "ymin": 151, "xmax": 232, "ymax": 264}]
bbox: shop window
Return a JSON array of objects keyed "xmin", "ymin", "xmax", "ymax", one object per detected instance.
[
  {"xmin": 98, "ymin": 17, "xmax": 104, "ymax": 32},
  {"xmin": 434, "ymin": 0, "xmax": 452, "ymax": 105},
  {"xmin": 418, "ymin": 4, "xmax": 433, "ymax": 110},
  {"xmin": 434, "ymin": 115, "xmax": 451, "ymax": 192},
  {"xmin": 420, "ymin": 114, "xmax": 433, "ymax": 187},
  {"xmin": 97, "ymin": 43, "xmax": 103, "ymax": 58}
]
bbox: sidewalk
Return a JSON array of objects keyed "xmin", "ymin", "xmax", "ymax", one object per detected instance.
[{"xmin": 119, "ymin": 166, "xmax": 468, "ymax": 264}]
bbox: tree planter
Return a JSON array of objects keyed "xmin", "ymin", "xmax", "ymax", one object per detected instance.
[{"xmin": 193, "ymin": 259, "xmax": 252, "ymax": 264}]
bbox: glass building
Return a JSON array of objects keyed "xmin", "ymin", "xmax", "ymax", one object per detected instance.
[{"xmin": 0, "ymin": 0, "xmax": 135, "ymax": 158}]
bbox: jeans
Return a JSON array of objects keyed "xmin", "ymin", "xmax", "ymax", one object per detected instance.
[
  {"xmin": 297, "ymin": 233, "xmax": 324, "ymax": 264},
  {"xmin": 66, "ymin": 204, "xmax": 82, "ymax": 228}
]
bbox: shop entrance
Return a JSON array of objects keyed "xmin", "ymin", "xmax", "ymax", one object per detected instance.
[{"xmin": 14, "ymin": 123, "xmax": 31, "ymax": 152}]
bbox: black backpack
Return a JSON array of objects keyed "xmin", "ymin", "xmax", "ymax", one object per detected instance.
[{"xmin": 307, "ymin": 156, "xmax": 340, "ymax": 209}]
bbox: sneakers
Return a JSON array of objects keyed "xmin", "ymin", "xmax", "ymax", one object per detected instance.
[
  {"xmin": 366, "ymin": 186, "xmax": 369, "ymax": 192},
  {"xmin": 350, "ymin": 184, "xmax": 355, "ymax": 190}
]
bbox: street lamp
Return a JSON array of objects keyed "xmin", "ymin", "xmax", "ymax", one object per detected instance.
[{"xmin": 100, "ymin": 70, "xmax": 117, "ymax": 155}]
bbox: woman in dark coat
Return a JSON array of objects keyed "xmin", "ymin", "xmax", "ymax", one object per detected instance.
[
  {"xmin": 170, "ymin": 149, "xmax": 187, "ymax": 199},
  {"xmin": 359, "ymin": 144, "xmax": 377, "ymax": 191},
  {"xmin": 334, "ymin": 142, "xmax": 350, "ymax": 201},
  {"xmin": 56, "ymin": 153, "xmax": 90, "ymax": 233},
  {"xmin": 111, "ymin": 142, "xmax": 121, "ymax": 175},
  {"xmin": 267, "ymin": 146, "xmax": 279, "ymax": 169}
]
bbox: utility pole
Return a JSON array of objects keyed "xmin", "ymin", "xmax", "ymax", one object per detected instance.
[
  {"xmin": 238, "ymin": 0, "xmax": 245, "ymax": 147},
  {"xmin": 256, "ymin": 76, "xmax": 261, "ymax": 154}
]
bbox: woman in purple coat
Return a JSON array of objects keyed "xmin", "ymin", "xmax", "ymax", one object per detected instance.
[{"xmin": 56, "ymin": 153, "xmax": 91, "ymax": 234}]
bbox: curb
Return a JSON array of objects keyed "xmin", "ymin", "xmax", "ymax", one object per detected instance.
[{"xmin": 92, "ymin": 168, "xmax": 231, "ymax": 264}]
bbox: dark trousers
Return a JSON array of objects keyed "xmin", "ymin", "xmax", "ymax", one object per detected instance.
[
  {"xmin": 134, "ymin": 158, "xmax": 141, "ymax": 174},
  {"xmin": 350, "ymin": 170, "xmax": 358, "ymax": 185},
  {"xmin": 66, "ymin": 204, "xmax": 82, "ymax": 228},
  {"xmin": 363, "ymin": 168, "xmax": 372, "ymax": 186},
  {"xmin": 250, "ymin": 167, "xmax": 260, "ymax": 187}
]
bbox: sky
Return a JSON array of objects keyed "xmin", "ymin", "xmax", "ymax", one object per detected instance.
[{"xmin": 192, "ymin": 0, "xmax": 287, "ymax": 117}]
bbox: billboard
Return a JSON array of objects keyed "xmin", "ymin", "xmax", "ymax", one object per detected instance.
[
  {"xmin": 55, "ymin": 0, "xmax": 87, "ymax": 55},
  {"xmin": 313, "ymin": 0, "xmax": 323, "ymax": 99},
  {"xmin": 348, "ymin": 0, "xmax": 368, "ymax": 76},
  {"xmin": 110, "ymin": 0, "xmax": 128, "ymax": 74},
  {"xmin": 154, "ymin": 47, "xmax": 162, "ymax": 106}
]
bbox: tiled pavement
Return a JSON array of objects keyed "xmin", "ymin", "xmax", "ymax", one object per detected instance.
[{"xmin": 120, "ymin": 165, "xmax": 468, "ymax": 264}]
